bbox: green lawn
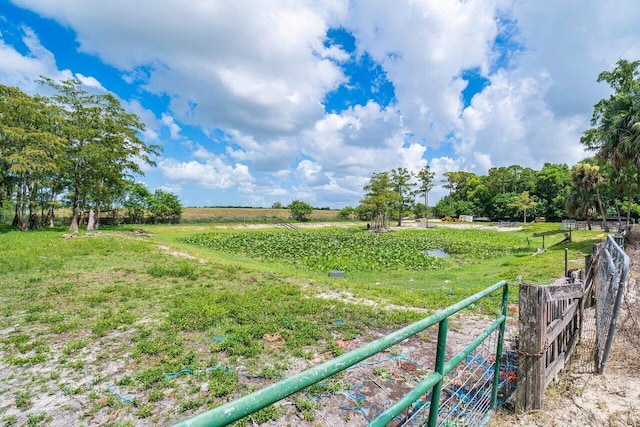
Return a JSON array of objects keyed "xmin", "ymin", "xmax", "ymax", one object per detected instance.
[{"xmin": 0, "ymin": 222, "xmax": 604, "ymax": 426}]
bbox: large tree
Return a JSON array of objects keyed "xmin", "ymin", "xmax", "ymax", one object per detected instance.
[
  {"xmin": 571, "ymin": 161, "xmax": 609, "ymax": 230},
  {"xmin": 148, "ymin": 189, "xmax": 183, "ymax": 223},
  {"xmin": 0, "ymin": 85, "xmax": 64, "ymax": 230},
  {"xmin": 532, "ymin": 163, "xmax": 571, "ymax": 220},
  {"xmin": 360, "ymin": 171, "xmax": 397, "ymax": 228},
  {"xmin": 390, "ymin": 167, "xmax": 414, "ymax": 226},
  {"xmin": 123, "ymin": 182, "xmax": 152, "ymax": 224},
  {"xmin": 39, "ymin": 77, "xmax": 160, "ymax": 232},
  {"xmin": 441, "ymin": 171, "xmax": 477, "ymax": 201},
  {"xmin": 416, "ymin": 165, "xmax": 435, "ymax": 227},
  {"xmin": 581, "ymin": 59, "xmax": 640, "ymax": 227}
]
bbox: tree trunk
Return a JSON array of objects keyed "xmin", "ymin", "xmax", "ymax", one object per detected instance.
[
  {"xmin": 95, "ymin": 179, "xmax": 103, "ymax": 229},
  {"xmin": 12, "ymin": 200, "xmax": 20, "ymax": 228},
  {"xmin": 87, "ymin": 209, "xmax": 95, "ymax": 231},
  {"xmin": 27, "ymin": 180, "xmax": 38, "ymax": 230},
  {"xmin": 595, "ymin": 189, "xmax": 609, "ymax": 232},
  {"xmin": 12, "ymin": 181, "xmax": 23, "ymax": 228},
  {"xmin": 95, "ymin": 201, "xmax": 102, "ymax": 229},
  {"xmin": 44, "ymin": 191, "xmax": 57, "ymax": 228},
  {"xmin": 45, "ymin": 207, "xmax": 54, "ymax": 227},
  {"xmin": 19, "ymin": 180, "xmax": 27, "ymax": 231},
  {"xmin": 69, "ymin": 184, "xmax": 80, "ymax": 233},
  {"xmin": 425, "ymin": 192, "xmax": 429, "ymax": 229}
]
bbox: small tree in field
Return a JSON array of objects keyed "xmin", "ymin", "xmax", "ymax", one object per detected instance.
[
  {"xmin": 288, "ymin": 200, "xmax": 313, "ymax": 221},
  {"xmin": 148, "ymin": 189, "xmax": 182, "ymax": 223},
  {"xmin": 508, "ymin": 191, "xmax": 538, "ymax": 223},
  {"xmin": 338, "ymin": 206, "xmax": 355, "ymax": 219}
]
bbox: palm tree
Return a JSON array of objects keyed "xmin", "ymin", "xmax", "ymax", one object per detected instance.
[
  {"xmin": 582, "ymin": 60, "xmax": 640, "ymax": 173},
  {"xmin": 571, "ymin": 162, "xmax": 608, "ymax": 231},
  {"xmin": 567, "ymin": 173, "xmax": 598, "ymax": 230},
  {"xmin": 581, "ymin": 60, "xmax": 640, "ymax": 231}
]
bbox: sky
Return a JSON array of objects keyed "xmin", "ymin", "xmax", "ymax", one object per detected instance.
[{"xmin": 1, "ymin": 1, "xmax": 639, "ymax": 208}]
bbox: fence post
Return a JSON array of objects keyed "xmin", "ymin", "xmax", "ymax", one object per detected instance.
[{"xmin": 516, "ymin": 283, "xmax": 546, "ymax": 410}]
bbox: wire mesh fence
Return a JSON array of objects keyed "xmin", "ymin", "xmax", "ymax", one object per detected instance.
[
  {"xmin": 395, "ymin": 328, "xmax": 517, "ymax": 427},
  {"xmin": 570, "ymin": 235, "xmax": 629, "ymax": 374}
]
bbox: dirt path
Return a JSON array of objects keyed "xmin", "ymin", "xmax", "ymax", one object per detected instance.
[{"xmin": 492, "ymin": 227, "xmax": 640, "ymax": 426}]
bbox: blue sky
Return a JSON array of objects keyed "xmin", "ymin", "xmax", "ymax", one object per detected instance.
[{"xmin": 1, "ymin": 1, "xmax": 639, "ymax": 208}]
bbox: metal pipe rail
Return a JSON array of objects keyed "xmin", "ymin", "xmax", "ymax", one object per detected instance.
[
  {"xmin": 173, "ymin": 280, "xmax": 509, "ymax": 427},
  {"xmin": 598, "ymin": 235, "xmax": 629, "ymax": 374}
]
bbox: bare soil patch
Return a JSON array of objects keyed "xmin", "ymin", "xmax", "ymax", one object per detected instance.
[{"xmin": 257, "ymin": 312, "xmax": 517, "ymax": 427}]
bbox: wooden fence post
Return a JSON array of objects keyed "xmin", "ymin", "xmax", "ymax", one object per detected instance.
[{"xmin": 516, "ymin": 283, "xmax": 546, "ymax": 410}]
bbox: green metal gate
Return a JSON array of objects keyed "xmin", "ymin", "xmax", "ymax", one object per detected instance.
[{"xmin": 173, "ymin": 280, "xmax": 509, "ymax": 426}]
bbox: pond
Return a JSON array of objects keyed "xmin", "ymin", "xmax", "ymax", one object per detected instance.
[{"xmin": 424, "ymin": 248, "xmax": 450, "ymax": 258}]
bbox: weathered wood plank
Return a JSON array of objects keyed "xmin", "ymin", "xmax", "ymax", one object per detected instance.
[
  {"xmin": 543, "ymin": 283, "xmax": 584, "ymax": 302},
  {"xmin": 516, "ymin": 281, "xmax": 584, "ymax": 411},
  {"xmin": 516, "ymin": 283, "xmax": 546, "ymax": 410},
  {"xmin": 546, "ymin": 299, "xmax": 579, "ymax": 341},
  {"xmin": 544, "ymin": 351, "xmax": 567, "ymax": 388}
]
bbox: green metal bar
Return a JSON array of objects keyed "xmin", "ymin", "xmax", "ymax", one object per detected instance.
[
  {"xmin": 368, "ymin": 373, "xmax": 442, "ymax": 427},
  {"xmin": 428, "ymin": 318, "xmax": 449, "ymax": 426},
  {"xmin": 370, "ymin": 315, "xmax": 506, "ymax": 426},
  {"xmin": 173, "ymin": 280, "xmax": 508, "ymax": 427},
  {"xmin": 490, "ymin": 283, "xmax": 509, "ymax": 408},
  {"xmin": 442, "ymin": 315, "xmax": 506, "ymax": 373}
]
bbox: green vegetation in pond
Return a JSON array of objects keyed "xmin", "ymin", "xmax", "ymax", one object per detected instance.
[{"xmin": 180, "ymin": 227, "xmax": 530, "ymax": 272}]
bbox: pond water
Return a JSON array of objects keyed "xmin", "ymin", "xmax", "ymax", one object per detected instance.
[{"xmin": 424, "ymin": 248, "xmax": 450, "ymax": 258}]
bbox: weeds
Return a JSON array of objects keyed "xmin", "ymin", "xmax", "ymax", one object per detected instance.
[
  {"xmin": 0, "ymin": 223, "xmax": 601, "ymax": 425},
  {"xmin": 15, "ymin": 392, "xmax": 32, "ymax": 408},
  {"xmin": 136, "ymin": 367, "xmax": 164, "ymax": 389},
  {"xmin": 147, "ymin": 261, "xmax": 198, "ymax": 280},
  {"xmin": 63, "ymin": 339, "xmax": 88, "ymax": 355},
  {"xmin": 207, "ymin": 369, "xmax": 238, "ymax": 397},
  {"xmin": 295, "ymin": 396, "xmax": 317, "ymax": 421},
  {"xmin": 3, "ymin": 415, "xmax": 18, "ymax": 426}
]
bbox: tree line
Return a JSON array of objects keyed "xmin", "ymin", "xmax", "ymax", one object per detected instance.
[
  {"xmin": 344, "ymin": 60, "xmax": 640, "ymax": 229},
  {"xmin": 0, "ymin": 78, "xmax": 182, "ymax": 231},
  {"xmin": 2, "ymin": 59, "xmax": 638, "ymax": 230}
]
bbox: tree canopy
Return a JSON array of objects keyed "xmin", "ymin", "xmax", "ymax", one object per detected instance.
[
  {"xmin": 581, "ymin": 59, "xmax": 640, "ymax": 226},
  {"xmin": 0, "ymin": 79, "xmax": 173, "ymax": 230},
  {"xmin": 288, "ymin": 200, "xmax": 314, "ymax": 221}
]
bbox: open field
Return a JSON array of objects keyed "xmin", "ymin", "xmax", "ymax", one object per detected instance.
[
  {"xmin": 0, "ymin": 221, "xmax": 605, "ymax": 426},
  {"xmin": 180, "ymin": 207, "xmax": 340, "ymax": 222},
  {"xmin": 46, "ymin": 207, "xmax": 343, "ymax": 225}
]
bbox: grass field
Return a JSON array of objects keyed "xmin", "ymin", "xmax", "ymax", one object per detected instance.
[
  {"xmin": 0, "ymin": 221, "xmax": 605, "ymax": 426},
  {"xmin": 44, "ymin": 207, "xmax": 343, "ymax": 227},
  {"xmin": 180, "ymin": 207, "xmax": 340, "ymax": 222}
]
